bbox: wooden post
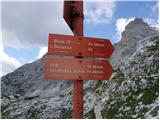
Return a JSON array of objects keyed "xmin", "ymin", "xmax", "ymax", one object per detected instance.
[{"xmin": 72, "ymin": 1, "xmax": 84, "ymax": 119}]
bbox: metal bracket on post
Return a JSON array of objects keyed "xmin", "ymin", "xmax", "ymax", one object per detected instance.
[
  {"xmin": 72, "ymin": 10, "xmax": 84, "ymax": 34},
  {"xmin": 72, "ymin": 10, "xmax": 84, "ymax": 19},
  {"xmin": 70, "ymin": 1, "xmax": 84, "ymax": 33}
]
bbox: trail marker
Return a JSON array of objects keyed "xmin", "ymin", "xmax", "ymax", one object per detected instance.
[
  {"xmin": 45, "ymin": 57, "xmax": 112, "ymax": 80},
  {"xmin": 48, "ymin": 34, "xmax": 114, "ymax": 58},
  {"xmin": 44, "ymin": 1, "xmax": 114, "ymax": 119}
]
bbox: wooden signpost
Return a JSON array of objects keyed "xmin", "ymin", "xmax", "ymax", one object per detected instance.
[
  {"xmin": 48, "ymin": 34, "xmax": 114, "ymax": 58},
  {"xmin": 44, "ymin": 0, "xmax": 114, "ymax": 119},
  {"xmin": 45, "ymin": 58, "xmax": 112, "ymax": 80}
]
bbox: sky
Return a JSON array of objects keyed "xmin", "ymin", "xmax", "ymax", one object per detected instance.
[{"xmin": 0, "ymin": 0, "xmax": 159, "ymax": 76}]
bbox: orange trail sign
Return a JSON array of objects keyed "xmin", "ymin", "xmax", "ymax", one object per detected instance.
[
  {"xmin": 63, "ymin": 1, "xmax": 73, "ymax": 31},
  {"xmin": 44, "ymin": 57, "xmax": 113, "ymax": 80},
  {"xmin": 48, "ymin": 34, "xmax": 114, "ymax": 58}
]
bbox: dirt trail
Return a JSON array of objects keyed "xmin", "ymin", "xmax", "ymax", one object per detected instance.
[
  {"xmin": 90, "ymin": 91, "xmax": 103, "ymax": 119},
  {"xmin": 94, "ymin": 101, "xmax": 102, "ymax": 119}
]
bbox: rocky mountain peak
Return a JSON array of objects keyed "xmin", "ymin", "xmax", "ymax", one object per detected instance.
[
  {"xmin": 111, "ymin": 18, "xmax": 158, "ymax": 68},
  {"xmin": 121, "ymin": 18, "xmax": 157, "ymax": 42},
  {"xmin": 126, "ymin": 18, "xmax": 149, "ymax": 29}
]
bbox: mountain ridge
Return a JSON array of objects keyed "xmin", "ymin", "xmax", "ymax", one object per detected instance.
[{"xmin": 1, "ymin": 18, "xmax": 159, "ymax": 119}]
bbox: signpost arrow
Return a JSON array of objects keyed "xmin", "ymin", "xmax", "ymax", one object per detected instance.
[
  {"xmin": 45, "ymin": 57, "xmax": 112, "ymax": 80},
  {"xmin": 63, "ymin": 1, "xmax": 74, "ymax": 30},
  {"xmin": 48, "ymin": 34, "xmax": 114, "ymax": 58}
]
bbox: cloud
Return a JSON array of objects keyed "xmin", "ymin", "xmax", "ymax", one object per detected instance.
[
  {"xmin": 0, "ymin": 23, "xmax": 21, "ymax": 76},
  {"xmin": 37, "ymin": 46, "xmax": 47, "ymax": 59},
  {"xmin": 2, "ymin": 1, "xmax": 73, "ymax": 49},
  {"xmin": 144, "ymin": 18, "xmax": 159, "ymax": 29},
  {"xmin": 0, "ymin": 45, "xmax": 22, "ymax": 77},
  {"xmin": 151, "ymin": 1, "xmax": 159, "ymax": 15},
  {"xmin": 115, "ymin": 17, "xmax": 135, "ymax": 42},
  {"xmin": 84, "ymin": 0, "xmax": 116, "ymax": 25}
]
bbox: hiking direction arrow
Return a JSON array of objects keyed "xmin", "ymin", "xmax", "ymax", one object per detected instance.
[
  {"xmin": 48, "ymin": 34, "xmax": 114, "ymax": 58},
  {"xmin": 45, "ymin": 57, "xmax": 113, "ymax": 80}
]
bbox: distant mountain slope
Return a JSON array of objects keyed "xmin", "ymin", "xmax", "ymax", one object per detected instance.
[
  {"xmin": 111, "ymin": 18, "xmax": 158, "ymax": 68},
  {"xmin": 92, "ymin": 35, "xmax": 158, "ymax": 119},
  {"xmin": 1, "ymin": 18, "xmax": 159, "ymax": 119},
  {"xmin": 1, "ymin": 55, "xmax": 72, "ymax": 98}
]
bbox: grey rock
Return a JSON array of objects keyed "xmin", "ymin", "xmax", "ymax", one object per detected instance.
[{"xmin": 8, "ymin": 95, "xmax": 15, "ymax": 99}]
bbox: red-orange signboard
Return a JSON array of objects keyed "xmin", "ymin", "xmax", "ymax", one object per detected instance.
[
  {"xmin": 48, "ymin": 34, "xmax": 114, "ymax": 58},
  {"xmin": 63, "ymin": 1, "xmax": 73, "ymax": 30},
  {"xmin": 45, "ymin": 57, "xmax": 112, "ymax": 80}
]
